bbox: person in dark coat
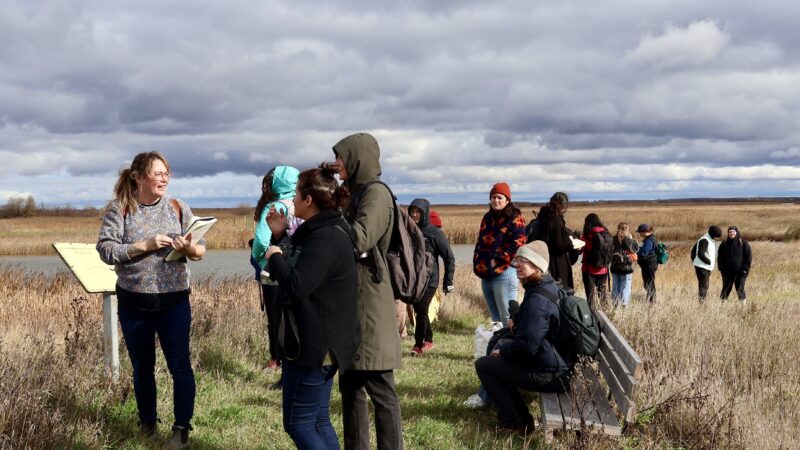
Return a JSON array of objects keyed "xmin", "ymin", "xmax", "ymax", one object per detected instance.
[
  {"xmin": 531, "ymin": 192, "xmax": 577, "ymax": 289},
  {"xmin": 610, "ymin": 223, "xmax": 639, "ymax": 307},
  {"xmin": 407, "ymin": 199, "xmax": 455, "ymax": 356},
  {"xmin": 579, "ymin": 213, "xmax": 610, "ymax": 309},
  {"xmin": 265, "ymin": 165, "xmax": 359, "ymax": 450},
  {"xmin": 636, "ymin": 224, "xmax": 658, "ymax": 303},
  {"xmin": 717, "ymin": 226, "xmax": 752, "ymax": 304},
  {"xmin": 475, "ymin": 240, "xmax": 569, "ymax": 432}
]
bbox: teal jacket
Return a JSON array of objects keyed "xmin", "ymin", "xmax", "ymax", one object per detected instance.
[{"xmin": 252, "ymin": 166, "xmax": 299, "ymax": 269}]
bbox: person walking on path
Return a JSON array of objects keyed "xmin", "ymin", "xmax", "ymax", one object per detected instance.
[
  {"xmin": 97, "ymin": 152, "xmax": 205, "ymax": 449},
  {"xmin": 473, "ymin": 183, "xmax": 527, "ymax": 329},
  {"xmin": 718, "ymin": 226, "xmax": 752, "ymax": 304},
  {"xmin": 407, "ymin": 198, "xmax": 455, "ymax": 357},
  {"xmin": 332, "ymin": 132, "xmax": 404, "ymax": 450},
  {"xmin": 636, "ymin": 224, "xmax": 658, "ymax": 304},
  {"xmin": 529, "ymin": 192, "xmax": 577, "ymax": 289},
  {"xmin": 691, "ymin": 226, "xmax": 723, "ymax": 303},
  {"xmin": 610, "ymin": 223, "xmax": 639, "ymax": 307},
  {"xmin": 264, "ymin": 165, "xmax": 359, "ymax": 450},
  {"xmin": 251, "ymin": 166, "xmax": 301, "ymax": 376},
  {"xmin": 474, "ymin": 240, "xmax": 569, "ymax": 433}
]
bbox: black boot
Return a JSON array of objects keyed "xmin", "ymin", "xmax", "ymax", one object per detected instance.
[
  {"xmin": 138, "ymin": 421, "xmax": 157, "ymax": 439},
  {"xmin": 165, "ymin": 425, "xmax": 191, "ymax": 449}
]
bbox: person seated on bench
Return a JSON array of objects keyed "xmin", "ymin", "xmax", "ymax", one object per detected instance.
[{"xmin": 474, "ymin": 240, "xmax": 570, "ymax": 432}]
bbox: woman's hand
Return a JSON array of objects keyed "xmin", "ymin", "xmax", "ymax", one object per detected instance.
[
  {"xmin": 149, "ymin": 234, "xmax": 174, "ymax": 251},
  {"xmin": 171, "ymin": 233, "xmax": 206, "ymax": 261},
  {"xmin": 267, "ymin": 206, "xmax": 288, "ymax": 239},
  {"xmin": 265, "ymin": 245, "xmax": 283, "ymax": 260}
]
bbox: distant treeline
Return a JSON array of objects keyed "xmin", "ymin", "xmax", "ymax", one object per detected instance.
[{"xmin": 0, "ymin": 196, "xmax": 101, "ymax": 219}]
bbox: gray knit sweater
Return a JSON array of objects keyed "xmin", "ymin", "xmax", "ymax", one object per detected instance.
[{"xmin": 96, "ymin": 196, "xmax": 206, "ymax": 294}]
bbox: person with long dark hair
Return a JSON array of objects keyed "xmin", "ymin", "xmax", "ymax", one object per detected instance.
[
  {"xmin": 717, "ymin": 226, "xmax": 752, "ymax": 304},
  {"xmin": 610, "ymin": 223, "xmax": 638, "ymax": 307},
  {"xmin": 97, "ymin": 152, "xmax": 205, "ymax": 449},
  {"xmin": 530, "ymin": 192, "xmax": 576, "ymax": 289},
  {"xmin": 473, "ymin": 183, "xmax": 527, "ymax": 329},
  {"xmin": 264, "ymin": 164, "xmax": 359, "ymax": 450},
  {"xmin": 636, "ymin": 224, "xmax": 658, "ymax": 303},
  {"xmin": 579, "ymin": 213, "xmax": 610, "ymax": 309},
  {"xmin": 252, "ymin": 166, "xmax": 300, "ymax": 374}
]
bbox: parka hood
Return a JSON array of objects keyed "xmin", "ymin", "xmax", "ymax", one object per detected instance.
[
  {"xmin": 332, "ymin": 133, "xmax": 381, "ymax": 191},
  {"xmin": 272, "ymin": 166, "xmax": 300, "ymax": 200},
  {"xmin": 409, "ymin": 198, "xmax": 430, "ymax": 228}
]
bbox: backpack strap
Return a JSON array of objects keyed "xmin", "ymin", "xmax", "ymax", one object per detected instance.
[
  {"xmin": 170, "ymin": 199, "xmax": 183, "ymax": 231},
  {"xmin": 532, "ymin": 285, "xmax": 560, "ymax": 304}
]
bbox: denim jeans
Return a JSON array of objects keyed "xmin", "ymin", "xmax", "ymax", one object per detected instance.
[
  {"xmin": 611, "ymin": 273, "xmax": 632, "ymax": 306},
  {"xmin": 282, "ymin": 362, "xmax": 339, "ymax": 450},
  {"xmin": 117, "ymin": 298, "xmax": 196, "ymax": 428},
  {"xmin": 480, "ymin": 268, "xmax": 518, "ymax": 324}
]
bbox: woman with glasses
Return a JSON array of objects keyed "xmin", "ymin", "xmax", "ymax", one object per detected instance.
[{"xmin": 97, "ymin": 152, "xmax": 205, "ymax": 449}]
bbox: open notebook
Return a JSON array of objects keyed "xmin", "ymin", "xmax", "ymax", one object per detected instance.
[{"xmin": 165, "ymin": 216, "xmax": 218, "ymax": 262}]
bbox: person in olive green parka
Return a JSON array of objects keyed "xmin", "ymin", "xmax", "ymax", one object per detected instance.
[{"xmin": 333, "ymin": 133, "xmax": 404, "ymax": 450}]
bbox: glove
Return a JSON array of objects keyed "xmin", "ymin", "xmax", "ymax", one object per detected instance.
[{"xmin": 444, "ymin": 285, "xmax": 454, "ymax": 295}]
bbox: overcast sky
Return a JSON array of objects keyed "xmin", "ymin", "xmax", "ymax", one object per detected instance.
[{"xmin": 2, "ymin": 0, "xmax": 799, "ymax": 207}]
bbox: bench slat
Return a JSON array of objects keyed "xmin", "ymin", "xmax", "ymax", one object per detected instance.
[
  {"xmin": 597, "ymin": 348, "xmax": 637, "ymax": 422},
  {"xmin": 540, "ymin": 392, "xmax": 565, "ymax": 432},
  {"xmin": 596, "ymin": 311, "xmax": 643, "ymax": 380},
  {"xmin": 582, "ymin": 366, "xmax": 622, "ymax": 435},
  {"xmin": 599, "ymin": 334, "xmax": 639, "ymax": 400},
  {"xmin": 558, "ymin": 381, "xmax": 604, "ymax": 432}
]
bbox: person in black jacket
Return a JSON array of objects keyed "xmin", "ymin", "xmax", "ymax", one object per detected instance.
[
  {"xmin": 531, "ymin": 192, "xmax": 577, "ymax": 289},
  {"xmin": 717, "ymin": 226, "xmax": 752, "ymax": 304},
  {"xmin": 265, "ymin": 165, "xmax": 359, "ymax": 450},
  {"xmin": 610, "ymin": 222, "xmax": 639, "ymax": 307},
  {"xmin": 474, "ymin": 240, "xmax": 569, "ymax": 432},
  {"xmin": 407, "ymin": 198, "xmax": 456, "ymax": 357}
]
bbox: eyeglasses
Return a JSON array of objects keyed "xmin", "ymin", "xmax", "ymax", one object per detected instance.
[{"xmin": 149, "ymin": 171, "xmax": 171, "ymax": 180}]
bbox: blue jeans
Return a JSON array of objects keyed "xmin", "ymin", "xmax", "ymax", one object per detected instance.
[
  {"xmin": 282, "ymin": 362, "xmax": 339, "ymax": 450},
  {"xmin": 611, "ymin": 273, "xmax": 632, "ymax": 306},
  {"xmin": 480, "ymin": 268, "xmax": 518, "ymax": 324},
  {"xmin": 118, "ymin": 298, "xmax": 195, "ymax": 428}
]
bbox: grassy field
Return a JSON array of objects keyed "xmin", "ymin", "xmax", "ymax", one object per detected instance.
[
  {"xmin": 1, "ymin": 203, "xmax": 799, "ymax": 449},
  {"xmin": 1, "ymin": 201, "xmax": 798, "ymax": 256}
]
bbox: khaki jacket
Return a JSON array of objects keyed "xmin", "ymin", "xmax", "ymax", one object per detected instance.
[{"xmin": 334, "ymin": 133, "xmax": 401, "ymax": 370}]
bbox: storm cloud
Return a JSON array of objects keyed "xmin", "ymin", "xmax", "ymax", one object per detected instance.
[{"xmin": 1, "ymin": 0, "xmax": 799, "ymax": 205}]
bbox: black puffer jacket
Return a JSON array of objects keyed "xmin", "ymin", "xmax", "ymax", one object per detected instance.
[
  {"xmin": 717, "ymin": 228, "xmax": 752, "ymax": 275},
  {"xmin": 268, "ymin": 209, "xmax": 360, "ymax": 372},
  {"xmin": 610, "ymin": 235, "xmax": 639, "ymax": 274},
  {"xmin": 409, "ymin": 198, "xmax": 455, "ymax": 289}
]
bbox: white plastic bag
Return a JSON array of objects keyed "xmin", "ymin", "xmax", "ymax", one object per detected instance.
[{"xmin": 474, "ymin": 325, "xmax": 494, "ymax": 360}]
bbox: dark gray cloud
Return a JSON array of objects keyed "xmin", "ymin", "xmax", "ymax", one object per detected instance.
[{"xmin": 1, "ymin": 0, "xmax": 800, "ymax": 205}]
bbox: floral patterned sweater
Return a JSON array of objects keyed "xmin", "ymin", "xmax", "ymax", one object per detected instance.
[{"xmin": 473, "ymin": 209, "xmax": 527, "ymax": 279}]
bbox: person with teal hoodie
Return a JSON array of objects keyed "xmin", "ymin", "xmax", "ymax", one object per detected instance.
[{"xmin": 252, "ymin": 166, "xmax": 301, "ymax": 374}]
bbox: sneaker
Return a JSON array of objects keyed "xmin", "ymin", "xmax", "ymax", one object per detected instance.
[
  {"xmin": 422, "ymin": 340, "xmax": 435, "ymax": 352},
  {"xmin": 463, "ymin": 394, "xmax": 488, "ymax": 409},
  {"xmin": 410, "ymin": 346, "xmax": 423, "ymax": 357},
  {"xmin": 740, "ymin": 298, "xmax": 747, "ymax": 305},
  {"xmin": 165, "ymin": 425, "xmax": 190, "ymax": 450},
  {"xmin": 490, "ymin": 321, "xmax": 504, "ymax": 332},
  {"xmin": 266, "ymin": 359, "xmax": 280, "ymax": 372}
]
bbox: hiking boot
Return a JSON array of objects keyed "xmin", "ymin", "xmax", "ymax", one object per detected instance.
[
  {"xmin": 463, "ymin": 394, "xmax": 488, "ymax": 409},
  {"xmin": 165, "ymin": 425, "xmax": 190, "ymax": 449},
  {"xmin": 422, "ymin": 340, "xmax": 435, "ymax": 352},
  {"xmin": 138, "ymin": 421, "xmax": 157, "ymax": 439},
  {"xmin": 410, "ymin": 346, "xmax": 423, "ymax": 357}
]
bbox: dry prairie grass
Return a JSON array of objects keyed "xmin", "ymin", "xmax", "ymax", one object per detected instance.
[
  {"xmin": 2, "ymin": 237, "xmax": 799, "ymax": 448},
  {"xmin": 2, "ymin": 201, "xmax": 798, "ymax": 256}
]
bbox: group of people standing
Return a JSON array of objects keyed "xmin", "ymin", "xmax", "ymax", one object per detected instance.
[{"xmin": 692, "ymin": 225, "xmax": 752, "ymax": 303}]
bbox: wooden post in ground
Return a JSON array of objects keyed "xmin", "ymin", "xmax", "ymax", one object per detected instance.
[{"xmin": 102, "ymin": 292, "xmax": 120, "ymax": 383}]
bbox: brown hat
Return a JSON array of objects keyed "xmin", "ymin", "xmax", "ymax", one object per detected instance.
[
  {"xmin": 515, "ymin": 240, "xmax": 549, "ymax": 272},
  {"xmin": 490, "ymin": 182, "xmax": 511, "ymax": 201}
]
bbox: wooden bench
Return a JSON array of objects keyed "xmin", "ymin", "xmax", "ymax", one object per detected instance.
[{"xmin": 539, "ymin": 310, "xmax": 643, "ymax": 444}]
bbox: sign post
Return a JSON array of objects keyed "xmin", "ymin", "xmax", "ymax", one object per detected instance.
[{"xmin": 53, "ymin": 243, "xmax": 120, "ymax": 382}]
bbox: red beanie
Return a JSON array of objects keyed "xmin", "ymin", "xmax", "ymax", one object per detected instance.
[
  {"xmin": 490, "ymin": 182, "xmax": 511, "ymax": 201},
  {"xmin": 429, "ymin": 209, "xmax": 443, "ymax": 228}
]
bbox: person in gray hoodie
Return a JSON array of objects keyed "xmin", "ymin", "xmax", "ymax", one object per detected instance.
[
  {"xmin": 333, "ymin": 132, "xmax": 404, "ymax": 450},
  {"xmin": 407, "ymin": 198, "xmax": 455, "ymax": 357}
]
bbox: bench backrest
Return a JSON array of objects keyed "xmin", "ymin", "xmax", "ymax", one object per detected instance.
[{"xmin": 595, "ymin": 311, "xmax": 643, "ymax": 423}]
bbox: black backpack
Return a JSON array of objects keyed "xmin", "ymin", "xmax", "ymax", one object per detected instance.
[
  {"xmin": 347, "ymin": 181, "xmax": 433, "ymax": 304},
  {"xmin": 588, "ymin": 230, "xmax": 614, "ymax": 268},
  {"xmin": 534, "ymin": 287, "xmax": 601, "ymax": 366}
]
